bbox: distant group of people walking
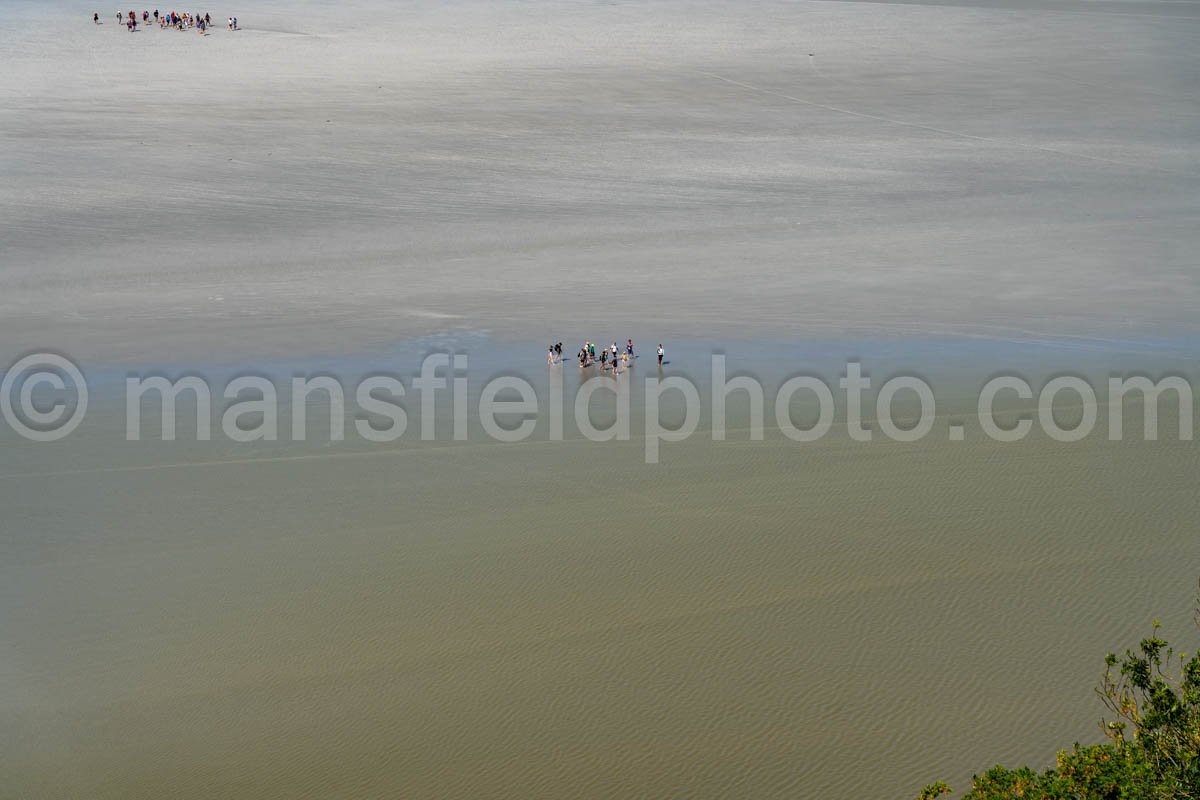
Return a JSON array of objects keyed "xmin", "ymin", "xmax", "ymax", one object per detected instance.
[
  {"xmin": 96, "ymin": 10, "xmax": 236, "ymax": 32},
  {"xmin": 547, "ymin": 340, "xmax": 665, "ymax": 371}
]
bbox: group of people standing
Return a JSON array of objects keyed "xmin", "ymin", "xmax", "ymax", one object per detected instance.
[
  {"xmin": 547, "ymin": 340, "xmax": 665, "ymax": 371},
  {"xmin": 97, "ymin": 10, "xmax": 235, "ymax": 32}
]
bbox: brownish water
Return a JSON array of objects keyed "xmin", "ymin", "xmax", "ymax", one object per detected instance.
[
  {"xmin": 3, "ymin": 0, "xmax": 1199, "ymax": 795},
  {"xmin": 3, "ymin": 403, "xmax": 1197, "ymax": 798}
]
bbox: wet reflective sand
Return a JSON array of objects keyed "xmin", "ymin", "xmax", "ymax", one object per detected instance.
[{"xmin": 2, "ymin": 0, "xmax": 1199, "ymax": 797}]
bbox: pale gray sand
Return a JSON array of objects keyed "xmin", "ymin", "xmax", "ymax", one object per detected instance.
[
  {"xmin": 2, "ymin": 0, "xmax": 1198, "ymax": 363},
  {"xmin": 2, "ymin": 1, "xmax": 1200, "ymax": 798}
]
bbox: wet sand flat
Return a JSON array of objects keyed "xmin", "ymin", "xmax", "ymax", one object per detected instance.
[
  {"xmin": 2, "ymin": 0, "xmax": 1199, "ymax": 363},
  {"xmin": 2, "ymin": 1, "xmax": 1199, "ymax": 798}
]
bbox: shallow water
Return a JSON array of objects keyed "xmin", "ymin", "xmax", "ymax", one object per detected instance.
[
  {"xmin": 3, "ymin": 338, "xmax": 1198, "ymax": 798},
  {"xmin": 2, "ymin": 0, "xmax": 1199, "ymax": 797}
]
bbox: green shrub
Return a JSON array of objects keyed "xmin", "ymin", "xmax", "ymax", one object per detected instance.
[{"xmin": 918, "ymin": 586, "xmax": 1200, "ymax": 800}]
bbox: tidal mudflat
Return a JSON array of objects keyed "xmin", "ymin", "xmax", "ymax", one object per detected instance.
[{"xmin": 2, "ymin": 0, "xmax": 1198, "ymax": 797}]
